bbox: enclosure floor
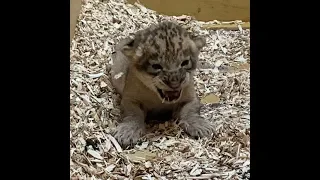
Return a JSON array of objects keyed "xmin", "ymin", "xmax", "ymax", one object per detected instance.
[{"xmin": 70, "ymin": 0, "xmax": 250, "ymax": 179}]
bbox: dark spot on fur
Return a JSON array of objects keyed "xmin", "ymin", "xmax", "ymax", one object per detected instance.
[
  {"xmin": 154, "ymin": 43, "xmax": 160, "ymax": 50},
  {"xmin": 172, "ymin": 28, "xmax": 177, "ymax": 35},
  {"xmin": 170, "ymin": 31, "xmax": 174, "ymax": 37},
  {"xmin": 165, "ymin": 37, "xmax": 170, "ymax": 51},
  {"xmin": 178, "ymin": 41, "xmax": 182, "ymax": 49},
  {"xmin": 169, "ymin": 40, "xmax": 174, "ymax": 50},
  {"xmin": 183, "ymin": 32, "xmax": 188, "ymax": 37},
  {"xmin": 159, "ymin": 33, "xmax": 164, "ymax": 39}
]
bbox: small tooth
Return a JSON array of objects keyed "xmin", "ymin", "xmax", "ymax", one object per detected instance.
[{"xmin": 162, "ymin": 98, "xmax": 165, "ymax": 103}]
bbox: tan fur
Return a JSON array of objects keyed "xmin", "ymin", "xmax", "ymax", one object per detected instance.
[{"xmin": 110, "ymin": 22, "xmax": 213, "ymax": 147}]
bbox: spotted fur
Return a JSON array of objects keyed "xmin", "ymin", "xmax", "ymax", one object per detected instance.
[{"xmin": 110, "ymin": 21, "xmax": 213, "ymax": 148}]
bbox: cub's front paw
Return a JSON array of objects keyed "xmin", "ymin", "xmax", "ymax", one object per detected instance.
[
  {"xmin": 113, "ymin": 120, "xmax": 146, "ymax": 148},
  {"xmin": 179, "ymin": 116, "xmax": 214, "ymax": 138}
]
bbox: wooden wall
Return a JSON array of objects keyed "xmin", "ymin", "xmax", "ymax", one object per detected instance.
[
  {"xmin": 70, "ymin": 0, "xmax": 250, "ymax": 42},
  {"xmin": 128, "ymin": 0, "xmax": 250, "ymax": 22},
  {"xmin": 70, "ymin": 0, "xmax": 82, "ymax": 42}
]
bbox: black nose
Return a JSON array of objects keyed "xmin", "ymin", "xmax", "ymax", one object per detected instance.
[
  {"xmin": 168, "ymin": 81, "xmax": 180, "ymax": 89},
  {"xmin": 163, "ymin": 71, "xmax": 185, "ymax": 89}
]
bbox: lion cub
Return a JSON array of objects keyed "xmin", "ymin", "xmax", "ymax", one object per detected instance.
[{"xmin": 110, "ymin": 21, "xmax": 213, "ymax": 147}]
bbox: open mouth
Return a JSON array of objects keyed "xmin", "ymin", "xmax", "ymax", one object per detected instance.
[{"xmin": 156, "ymin": 88, "xmax": 182, "ymax": 102}]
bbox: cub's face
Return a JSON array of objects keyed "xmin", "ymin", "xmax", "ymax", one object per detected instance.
[{"xmin": 121, "ymin": 22, "xmax": 206, "ymax": 103}]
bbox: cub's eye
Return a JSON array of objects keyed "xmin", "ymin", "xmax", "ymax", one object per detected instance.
[
  {"xmin": 152, "ymin": 64, "xmax": 163, "ymax": 70},
  {"xmin": 181, "ymin": 60, "xmax": 190, "ymax": 67}
]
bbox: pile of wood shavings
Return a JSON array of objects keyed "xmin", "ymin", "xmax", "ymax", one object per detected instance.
[{"xmin": 70, "ymin": 0, "xmax": 250, "ymax": 179}]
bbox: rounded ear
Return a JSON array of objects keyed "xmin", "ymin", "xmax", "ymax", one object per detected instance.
[
  {"xmin": 192, "ymin": 36, "xmax": 206, "ymax": 50},
  {"xmin": 121, "ymin": 38, "xmax": 135, "ymax": 57},
  {"xmin": 121, "ymin": 38, "xmax": 144, "ymax": 58}
]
